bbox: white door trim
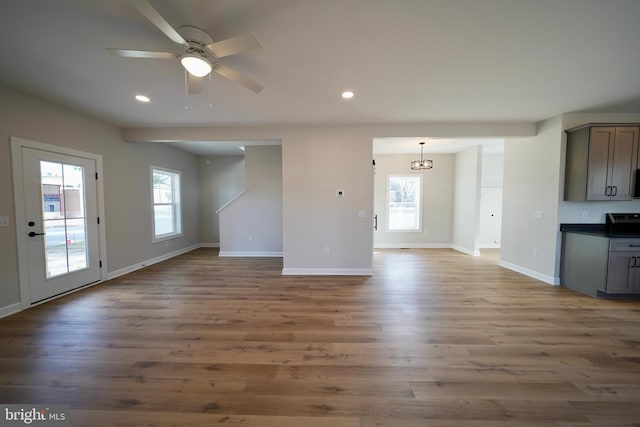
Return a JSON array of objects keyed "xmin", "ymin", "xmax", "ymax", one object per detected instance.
[{"xmin": 10, "ymin": 137, "xmax": 108, "ymax": 309}]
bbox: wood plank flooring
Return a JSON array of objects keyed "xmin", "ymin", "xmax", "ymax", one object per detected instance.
[{"xmin": 1, "ymin": 248, "xmax": 640, "ymax": 426}]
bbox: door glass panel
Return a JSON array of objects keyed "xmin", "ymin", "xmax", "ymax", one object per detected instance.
[
  {"xmin": 40, "ymin": 161, "xmax": 89, "ymax": 278},
  {"xmin": 66, "ymin": 218, "xmax": 88, "ymax": 273},
  {"xmin": 43, "ymin": 219, "xmax": 68, "ymax": 278},
  {"xmin": 62, "ymin": 164, "xmax": 86, "ymax": 218}
]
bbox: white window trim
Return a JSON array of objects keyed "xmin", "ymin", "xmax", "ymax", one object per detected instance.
[
  {"xmin": 150, "ymin": 165, "xmax": 183, "ymax": 243},
  {"xmin": 386, "ymin": 174, "xmax": 423, "ymax": 232}
]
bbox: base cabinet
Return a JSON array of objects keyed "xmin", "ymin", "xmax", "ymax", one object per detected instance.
[
  {"xmin": 606, "ymin": 239, "xmax": 640, "ymax": 294},
  {"xmin": 561, "ymin": 233, "xmax": 640, "ymax": 297}
]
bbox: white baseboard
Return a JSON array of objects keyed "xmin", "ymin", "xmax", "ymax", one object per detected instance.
[
  {"xmin": 479, "ymin": 243, "xmax": 501, "ymax": 249},
  {"xmin": 0, "ymin": 302, "xmax": 22, "ymax": 319},
  {"xmin": 106, "ymin": 244, "xmax": 200, "ymax": 280},
  {"xmin": 200, "ymin": 243, "xmax": 220, "ymax": 248},
  {"xmin": 452, "ymin": 245, "xmax": 481, "ymax": 256},
  {"xmin": 219, "ymin": 251, "xmax": 283, "ymax": 257},
  {"xmin": 282, "ymin": 268, "xmax": 373, "ymax": 276},
  {"xmin": 498, "ymin": 260, "xmax": 560, "ymax": 285},
  {"xmin": 374, "ymin": 243, "xmax": 452, "ymax": 249}
]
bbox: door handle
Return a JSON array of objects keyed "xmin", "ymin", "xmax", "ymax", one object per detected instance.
[{"xmin": 28, "ymin": 231, "xmax": 46, "ymax": 237}]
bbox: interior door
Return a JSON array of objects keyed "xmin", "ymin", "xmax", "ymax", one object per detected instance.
[{"xmin": 21, "ymin": 147, "xmax": 101, "ymax": 303}]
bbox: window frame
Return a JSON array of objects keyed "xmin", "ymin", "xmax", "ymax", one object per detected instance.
[
  {"xmin": 150, "ymin": 165, "xmax": 182, "ymax": 242},
  {"xmin": 386, "ymin": 174, "xmax": 423, "ymax": 232}
]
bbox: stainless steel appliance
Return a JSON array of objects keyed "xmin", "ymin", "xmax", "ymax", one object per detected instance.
[{"xmin": 606, "ymin": 212, "xmax": 640, "ymax": 233}]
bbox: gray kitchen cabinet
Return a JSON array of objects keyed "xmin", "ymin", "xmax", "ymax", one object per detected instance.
[
  {"xmin": 564, "ymin": 125, "xmax": 639, "ymax": 201},
  {"xmin": 606, "ymin": 239, "xmax": 640, "ymax": 294},
  {"xmin": 560, "ymin": 231, "xmax": 640, "ymax": 297}
]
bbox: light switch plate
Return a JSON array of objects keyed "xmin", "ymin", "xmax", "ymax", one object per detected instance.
[{"xmin": 0, "ymin": 216, "xmax": 9, "ymax": 227}]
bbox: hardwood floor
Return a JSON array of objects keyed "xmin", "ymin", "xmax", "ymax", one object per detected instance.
[{"xmin": 1, "ymin": 248, "xmax": 640, "ymax": 426}]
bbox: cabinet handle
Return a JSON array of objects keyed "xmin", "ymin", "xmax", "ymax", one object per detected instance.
[
  {"xmin": 628, "ymin": 244, "xmax": 640, "ymax": 248},
  {"xmin": 634, "ymin": 256, "xmax": 638, "ymax": 268},
  {"xmin": 612, "ymin": 186, "xmax": 618, "ymax": 197},
  {"xmin": 605, "ymin": 186, "xmax": 611, "ymax": 196}
]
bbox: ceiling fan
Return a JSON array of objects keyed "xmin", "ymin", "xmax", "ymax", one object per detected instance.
[{"xmin": 107, "ymin": 0, "xmax": 263, "ymax": 94}]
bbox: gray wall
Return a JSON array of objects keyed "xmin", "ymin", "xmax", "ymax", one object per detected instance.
[
  {"xmin": 0, "ymin": 85, "xmax": 200, "ymax": 309},
  {"xmin": 219, "ymin": 145, "xmax": 282, "ymax": 254},
  {"xmin": 282, "ymin": 131, "xmax": 373, "ymax": 273},
  {"xmin": 452, "ymin": 146, "xmax": 482, "ymax": 255},
  {"xmin": 198, "ymin": 155, "xmax": 245, "ymax": 245},
  {"xmin": 373, "ymin": 153, "xmax": 454, "ymax": 247},
  {"xmin": 501, "ymin": 116, "xmax": 563, "ymax": 283}
]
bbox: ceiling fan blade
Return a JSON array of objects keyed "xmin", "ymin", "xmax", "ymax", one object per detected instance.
[
  {"xmin": 130, "ymin": 0, "xmax": 188, "ymax": 47},
  {"xmin": 213, "ymin": 63, "xmax": 263, "ymax": 93},
  {"xmin": 206, "ymin": 33, "xmax": 261, "ymax": 58},
  {"xmin": 106, "ymin": 48, "xmax": 175, "ymax": 59},
  {"xmin": 187, "ymin": 73, "xmax": 203, "ymax": 94}
]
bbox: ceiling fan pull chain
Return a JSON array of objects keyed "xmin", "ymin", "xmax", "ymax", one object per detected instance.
[
  {"xmin": 184, "ymin": 69, "xmax": 189, "ymax": 110},
  {"xmin": 208, "ymin": 74, "xmax": 213, "ymax": 109}
]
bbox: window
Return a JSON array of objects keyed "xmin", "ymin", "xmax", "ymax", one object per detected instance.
[
  {"xmin": 387, "ymin": 175, "xmax": 422, "ymax": 231},
  {"xmin": 151, "ymin": 166, "xmax": 182, "ymax": 241}
]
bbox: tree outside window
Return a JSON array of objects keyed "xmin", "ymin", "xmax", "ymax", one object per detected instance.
[{"xmin": 387, "ymin": 175, "xmax": 422, "ymax": 231}]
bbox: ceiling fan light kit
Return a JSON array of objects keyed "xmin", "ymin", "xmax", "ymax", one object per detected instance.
[
  {"xmin": 106, "ymin": 0, "xmax": 263, "ymax": 93},
  {"xmin": 180, "ymin": 55, "xmax": 212, "ymax": 77}
]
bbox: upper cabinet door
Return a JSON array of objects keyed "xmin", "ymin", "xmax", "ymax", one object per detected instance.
[
  {"xmin": 609, "ymin": 127, "xmax": 639, "ymax": 200},
  {"xmin": 586, "ymin": 127, "xmax": 615, "ymax": 200},
  {"xmin": 565, "ymin": 124, "xmax": 640, "ymax": 202}
]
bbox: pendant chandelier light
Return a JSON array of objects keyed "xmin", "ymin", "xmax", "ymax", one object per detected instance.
[{"xmin": 410, "ymin": 141, "xmax": 433, "ymax": 170}]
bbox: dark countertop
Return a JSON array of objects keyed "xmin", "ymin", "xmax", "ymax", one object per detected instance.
[{"xmin": 560, "ymin": 223, "xmax": 640, "ymax": 238}]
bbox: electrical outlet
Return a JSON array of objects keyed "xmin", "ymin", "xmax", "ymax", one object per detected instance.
[
  {"xmin": 532, "ymin": 247, "xmax": 538, "ymax": 256},
  {"xmin": 0, "ymin": 216, "xmax": 9, "ymax": 227},
  {"xmin": 248, "ymin": 234, "xmax": 253, "ymax": 242},
  {"xmin": 324, "ymin": 246, "xmax": 330, "ymax": 255},
  {"xmin": 581, "ymin": 211, "xmax": 588, "ymax": 220}
]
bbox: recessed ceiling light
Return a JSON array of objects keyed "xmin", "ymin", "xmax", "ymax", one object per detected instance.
[
  {"xmin": 135, "ymin": 94, "xmax": 150, "ymax": 103},
  {"xmin": 341, "ymin": 90, "xmax": 354, "ymax": 99}
]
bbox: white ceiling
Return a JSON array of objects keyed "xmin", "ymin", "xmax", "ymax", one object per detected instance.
[
  {"xmin": 1, "ymin": 0, "xmax": 640, "ymax": 154},
  {"xmin": 164, "ymin": 139, "xmax": 281, "ymax": 156},
  {"xmin": 374, "ymin": 138, "xmax": 504, "ymax": 155}
]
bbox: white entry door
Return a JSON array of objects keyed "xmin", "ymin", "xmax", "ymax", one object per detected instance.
[{"xmin": 21, "ymin": 147, "xmax": 101, "ymax": 303}]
